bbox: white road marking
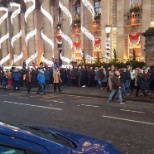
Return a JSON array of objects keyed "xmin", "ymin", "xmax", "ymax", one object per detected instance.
[
  {"xmin": 102, "ymin": 115, "xmax": 154, "ymax": 126},
  {"xmin": 52, "ymin": 100, "xmax": 65, "ymax": 104},
  {"xmin": 18, "ymin": 97, "xmax": 28, "ymax": 99},
  {"xmin": 81, "ymin": 104, "xmax": 99, "ymax": 108},
  {"xmin": 120, "ymin": 109, "xmax": 145, "ymax": 114},
  {"xmin": 3, "ymin": 101, "xmax": 62, "ymax": 111}
]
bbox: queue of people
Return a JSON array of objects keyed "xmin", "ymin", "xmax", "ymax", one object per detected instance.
[{"xmin": 0, "ymin": 63, "xmax": 153, "ymax": 101}]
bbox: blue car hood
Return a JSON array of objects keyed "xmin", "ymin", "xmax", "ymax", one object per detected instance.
[{"xmin": 39, "ymin": 126, "xmax": 122, "ymax": 154}]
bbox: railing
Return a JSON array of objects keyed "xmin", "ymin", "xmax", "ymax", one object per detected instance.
[{"xmin": 124, "ymin": 12, "xmax": 142, "ymax": 26}]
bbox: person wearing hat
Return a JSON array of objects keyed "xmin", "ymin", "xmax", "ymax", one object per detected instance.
[{"xmin": 36, "ymin": 69, "xmax": 46, "ymax": 95}]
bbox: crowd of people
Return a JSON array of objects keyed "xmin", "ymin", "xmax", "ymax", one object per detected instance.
[{"xmin": 0, "ymin": 62, "xmax": 154, "ymax": 103}]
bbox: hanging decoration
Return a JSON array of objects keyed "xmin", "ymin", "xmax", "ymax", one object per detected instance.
[
  {"xmin": 0, "ymin": 7, "xmax": 8, "ymax": 24},
  {"xmin": 0, "ymin": 7, "xmax": 9, "ymax": 49},
  {"xmin": 41, "ymin": 4, "xmax": 53, "ymax": 26},
  {"xmin": 60, "ymin": 30, "xmax": 73, "ymax": 49},
  {"xmin": 81, "ymin": 25, "xmax": 95, "ymax": 44},
  {"xmin": 0, "ymin": 53, "xmax": 10, "ymax": 66},
  {"xmin": 59, "ymin": 1, "xmax": 72, "ymax": 25},
  {"xmin": 24, "ymin": 0, "xmax": 35, "ymax": 23},
  {"xmin": 85, "ymin": 53, "xmax": 94, "ymax": 61},
  {"xmin": 55, "ymin": 34, "xmax": 62, "ymax": 44},
  {"xmin": 26, "ymin": 51, "xmax": 38, "ymax": 65},
  {"xmin": 60, "ymin": 53, "xmax": 71, "ymax": 64},
  {"xmin": 94, "ymin": 38, "xmax": 101, "ymax": 49},
  {"xmin": 82, "ymin": 0, "xmax": 95, "ymax": 20},
  {"xmin": 128, "ymin": 33, "xmax": 140, "ymax": 46},
  {"xmin": 74, "ymin": 41, "xmax": 81, "ymax": 50},
  {"xmin": 42, "ymin": 53, "xmax": 54, "ymax": 67},
  {"xmin": 25, "ymin": 28, "xmax": 37, "ymax": 45},
  {"xmin": 0, "ymin": 33, "xmax": 9, "ymax": 49},
  {"xmin": 13, "ymin": 52, "xmax": 23, "ymax": 64}
]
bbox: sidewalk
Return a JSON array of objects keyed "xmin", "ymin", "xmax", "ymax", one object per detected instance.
[{"xmin": 1, "ymin": 85, "xmax": 154, "ymax": 103}]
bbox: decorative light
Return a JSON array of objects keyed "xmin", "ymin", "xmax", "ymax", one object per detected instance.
[
  {"xmin": 0, "ymin": 53, "xmax": 10, "ymax": 66},
  {"xmin": 25, "ymin": 28, "xmax": 37, "ymax": 45},
  {"xmin": 59, "ymin": 1, "xmax": 72, "ymax": 25},
  {"xmin": 42, "ymin": 53, "xmax": 54, "ymax": 67},
  {"xmin": 0, "ymin": 33, "xmax": 9, "ymax": 49},
  {"xmin": 82, "ymin": 0, "xmax": 95, "ymax": 19},
  {"xmin": 13, "ymin": 52, "xmax": 23, "ymax": 64},
  {"xmin": 41, "ymin": 30, "xmax": 54, "ymax": 50},
  {"xmin": 24, "ymin": 0, "xmax": 35, "ymax": 23},
  {"xmin": 60, "ymin": 53, "xmax": 71, "ymax": 64},
  {"xmin": 105, "ymin": 24, "xmax": 112, "ymax": 36},
  {"xmin": 81, "ymin": 25, "xmax": 94, "ymax": 43},
  {"xmin": 26, "ymin": 51, "xmax": 38, "ymax": 65},
  {"xmin": 41, "ymin": 4, "xmax": 53, "ymax": 26},
  {"xmin": 0, "ymin": 7, "xmax": 8, "ymax": 24},
  {"xmin": 11, "ymin": 30, "xmax": 22, "ymax": 47},
  {"xmin": 10, "ymin": 2, "xmax": 21, "ymax": 25},
  {"xmin": 60, "ymin": 30, "xmax": 73, "ymax": 49}
]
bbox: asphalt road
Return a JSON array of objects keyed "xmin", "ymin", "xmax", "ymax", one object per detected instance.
[{"xmin": 0, "ymin": 89, "xmax": 154, "ymax": 154}]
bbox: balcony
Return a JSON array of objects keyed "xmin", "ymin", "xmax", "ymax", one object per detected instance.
[{"xmin": 124, "ymin": 12, "xmax": 142, "ymax": 27}]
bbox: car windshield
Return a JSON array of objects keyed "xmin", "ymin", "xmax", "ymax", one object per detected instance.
[{"xmin": 20, "ymin": 125, "xmax": 77, "ymax": 149}]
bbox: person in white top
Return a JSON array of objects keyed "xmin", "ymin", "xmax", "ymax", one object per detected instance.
[{"xmin": 130, "ymin": 66, "xmax": 135, "ymax": 93}]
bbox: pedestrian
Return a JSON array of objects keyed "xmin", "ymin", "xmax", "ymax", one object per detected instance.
[
  {"xmin": 25, "ymin": 69, "xmax": 33, "ymax": 93},
  {"xmin": 107, "ymin": 70, "xmax": 125, "ymax": 104},
  {"xmin": 36, "ymin": 69, "xmax": 46, "ymax": 95},
  {"xmin": 12, "ymin": 68, "xmax": 21, "ymax": 91},
  {"xmin": 53, "ymin": 68, "xmax": 62, "ymax": 92}
]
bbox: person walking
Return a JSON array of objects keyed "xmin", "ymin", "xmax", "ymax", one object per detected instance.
[
  {"xmin": 36, "ymin": 69, "xmax": 46, "ymax": 95},
  {"xmin": 25, "ymin": 69, "xmax": 33, "ymax": 93},
  {"xmin": 107, "ymin": 70, "xmax": 125, "ymax": 104},
  {"xmin": 12, "ymin": 68, "xmax": 21, "ymax": 91},
  {"xmin": 53, "ymin": 68, "xmax": 62, "ymax": 92}
]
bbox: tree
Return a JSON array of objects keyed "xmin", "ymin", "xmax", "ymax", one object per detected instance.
[
  {"xmin": 113, "ymin": 48, "xmax": 117, "ymax": 62},
  {"xmin": 132, "ymin": 48, "xmax": 136, "ymax": 61}
]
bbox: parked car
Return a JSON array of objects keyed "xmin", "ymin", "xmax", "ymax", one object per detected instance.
[{"xmin": 0, "ymin": 121, "xmax": 122, "ymax": 154}]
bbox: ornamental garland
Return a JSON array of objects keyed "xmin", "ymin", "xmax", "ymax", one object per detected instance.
[
  {"xmin": 42, "ymin": 53, "xmax": 54, "ymax": 67},
  {"xmin": 105, "ymin": 37, "xmax": 110, "ymax": 60},
  {"xmin": 0, "ymin": 53, "xmax": 10, "ymax": 66},
  {"xmin": 13, "ymin": 52, "xmax": 23, "ymax": 64},
  {"xmin": 26, "ymin": 51, "xmax": 38, "ymax": 65},
  {"xmin": 25, "ymin": 28, "xmax": 37, "ymax": 45},
  {"xmin": 82, "ymin": 0, "xmax": 95, "ymax": 19},
  {"xmin": 0, "ymin": 33, "xmax": 9, "ymax": 49},
  {"xmin": 60, "ymin": 53, "xmax": 71, "ymax": 64},
  {"xmin": 59, "ymin": 1, "xmax": 72, "ymax": 25},
  {"xmin": 11, "ymin": 30, "xmax": 22, "ymax": 47},
  {"xmin": 0, "ymin": 7, "xmax": 8, "ymax": 24}
]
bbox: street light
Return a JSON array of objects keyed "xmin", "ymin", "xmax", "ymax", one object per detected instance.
[{"xmin": 105, "ymin": 24, "xmax": 112, "ymax": 60}]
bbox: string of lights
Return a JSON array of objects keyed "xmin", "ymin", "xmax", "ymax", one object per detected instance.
[
  {"xmin": 26, "ymin": 51, "xmax": 38, "ymax": 65},
  {"xmin": 42, "ymin": 53, "xmax": 54, "ymax": 67}
]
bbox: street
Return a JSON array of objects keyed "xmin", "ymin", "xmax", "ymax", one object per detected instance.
[{"xmin": 0, "ymin": 89, "xmax": 154, "ymax": 154}]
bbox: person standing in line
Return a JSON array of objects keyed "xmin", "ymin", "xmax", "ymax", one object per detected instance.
[
  {"xmin": 25, "ymin": 69, "xmax": 33, "ymax": 94},
  {"xmin": 107, "ymin": 70, "xmax": 125, "ymax": 104},
  {"xmin": 37, "ymin": 70, "xmax": 46, "ymax": 95},
  {"xmin": 53, "ymin": 68, "xmax": 62, "ymax": 92}
]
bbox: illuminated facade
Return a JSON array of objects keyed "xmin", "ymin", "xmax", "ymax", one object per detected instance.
[{"xmin": 0, "ymin": 0, "xmax": 154, "ymax": 67}]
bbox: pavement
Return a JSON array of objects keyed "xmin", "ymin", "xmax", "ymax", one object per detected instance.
[{"xmin": 1, "ymin": 85, "xmax": 154, "ymax": 103}]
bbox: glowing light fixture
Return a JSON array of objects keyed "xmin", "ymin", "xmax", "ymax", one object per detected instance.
[
  {"xmin": 13, "ymin": 52, "xmax": 23, "ymax": 64},
  {"xmin": 0, "ymin": 33, "xmax": 9, "ymax": 49},
  {"xmin": 0, "ymin": 7, "xmax": 8, "ymax": 24},
  {"xmin": 11, "ymin": 30, "xmax": 22, "ymax": 47},
  {"xmin": 42, "ymin": 54, "xmax": 54, "ymax": 67}
]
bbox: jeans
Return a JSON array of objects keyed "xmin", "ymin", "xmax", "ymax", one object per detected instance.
[
  {"xmin": 13, "ymin": 80, "xmax": 20, "ymax": 90},
  {"xmin": 108, "ymin": 89, "xmax": 122, "ymax": 102},
  {"xmin": 125, "ymin": 80, "xmax": 131, "ymax": 93},
  {"xmin": 37, "ymin": 84, "xmax": 45, "ymax": 94}
]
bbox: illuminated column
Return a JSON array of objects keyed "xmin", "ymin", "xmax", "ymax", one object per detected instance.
[
  {"xmin": 0, "ymin": 7, "xmax": 9, "ymax": 66},
  {"xmin": 60, "ymin": 0, "xmax": 73, "ymax": 61},
  {"xmin": 41, "ymin": 0, "xmax": 54, "ymax": 62},
  {"xmin": 81, "ymin": 0, "xmax": 94, "ymax": 57},
  {"xmin": 10, "ymin": 3, "xmax": 22, "ymax": 66},
  {"xmin": 24, "ymin": 0, "xmax": 37, "ymax": 66}
]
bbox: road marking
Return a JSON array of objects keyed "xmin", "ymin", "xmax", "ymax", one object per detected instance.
[
  {"xmin": 3, "ymin": 101, "xmax": 62, "ymax": 111},
  {"xmin": 102, "ymin": 115, "xmax": 154, "ymax": 126},
  {"xmin": 18, "ymin": 97, "xmax": 28, "ymax": 99},
  {"xmin": 120, "ymin": 109, "xmax": 145, "ymax": 114},
  {"xmin": 81, "ymin": 104, "xmax": 99, "ymax": 108}
]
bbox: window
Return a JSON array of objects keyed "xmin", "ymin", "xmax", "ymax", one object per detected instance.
[
  {"xmin": 75, "ymin": 0, "xmax": 80, "ymax": 15},
  {"xmin": 94, "ymin": 0, "xmax": 101, "ymax": 14},
  {"xmin": 0, "ymin": 145, "xmax": 25, "ymax": 154}
]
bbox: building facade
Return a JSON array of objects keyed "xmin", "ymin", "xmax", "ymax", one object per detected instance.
[{"xmin": 0, "ymin": 0, "xmax": 154, "ymax": 67}]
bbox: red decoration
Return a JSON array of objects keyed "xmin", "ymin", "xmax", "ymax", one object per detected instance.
[
  {"xmin": 94, "ymin": 38, "xmax": 101, "ymax": 45},
  {"xmin": 73, "ymin": 41, "xmax": 81, "ymax": 47},
  {"xmin": 55, "ymin": 34, "xmax": 62, "ymax": 39},
  {"xmin": 129, "ymin": 33, "xmax": 140, "ymax": 40}
]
